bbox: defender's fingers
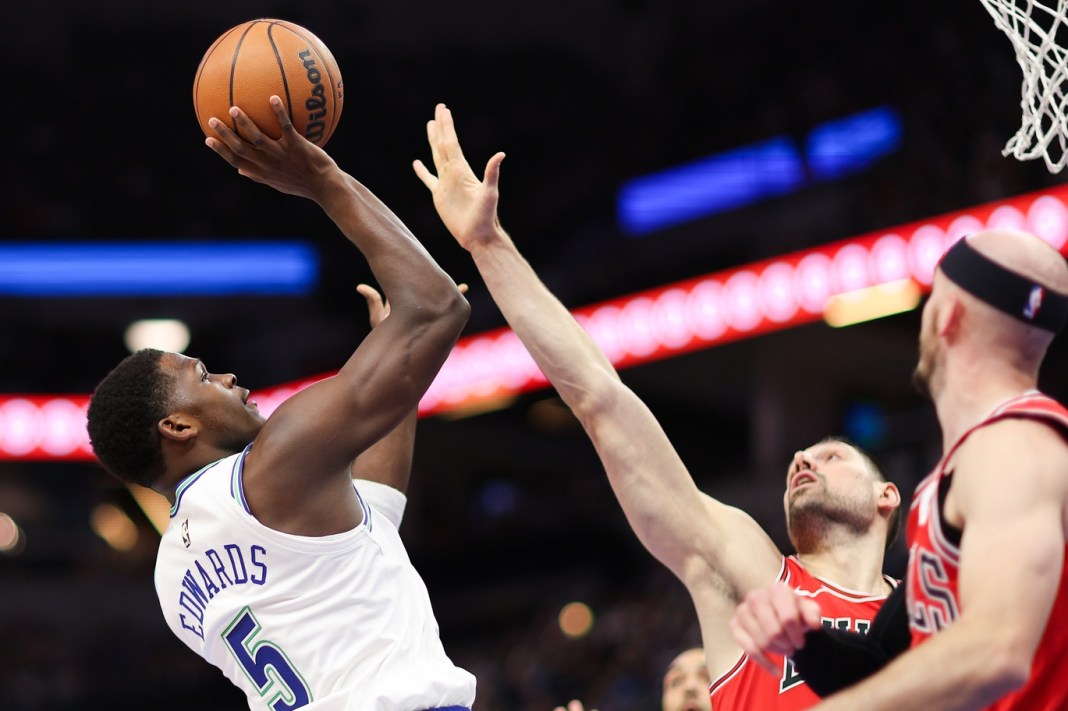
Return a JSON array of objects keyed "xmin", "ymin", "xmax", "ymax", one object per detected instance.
[
  {"xmin": 355, "ymin": 283, "xmax": 383, "ymax": 304},
  {"xmin": 751, "ymin": 647, "xmax": 780, "ymax": 677},
  {"xmin": 770, "ymin": 586, "xmax": 809, "ymax": 650},
  {"xmin": 733, "ymin": 598, "xmax": 773, "ymax": 651},
  {"xmin": 426, "ymin": 118, "xmax": 444, "ymax": 170},
  {"xmin": 435, "ymin": 104, "xmax": 466, "ymax": 163},
  {"xmin": 748, "ymin": 592, "xmax": 787, "ymax": 649},
  {"xmin": 412, "ymin": 159, "xmax": 439, "ymax": 190},
  {"xmin": 731, "ymin": 617, "xmax": 780, "ymax": 676},
  {"xmin": 483, "ymin": 152, "xmax": 506, "ymax": 189},
  {"xmin": 356, "ymin": 283, "xmax": 389, "ymax": 326},
  {"xmin": 799, "ymin": 597, "xmax": 823, "ymax": 629}
]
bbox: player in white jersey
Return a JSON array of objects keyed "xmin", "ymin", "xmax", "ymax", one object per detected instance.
[{"xmin": 86, "ymin": 99, "xmax": 475, "ymax": 711}]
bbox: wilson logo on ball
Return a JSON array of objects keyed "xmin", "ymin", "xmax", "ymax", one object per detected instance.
[{"xmin": 299, "ymin": 50, "xmax": 327, "ymax": 144}]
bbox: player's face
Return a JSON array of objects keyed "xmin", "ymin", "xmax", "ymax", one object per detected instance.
[
  {"xmin": 783, "ymin": 440, "xmax": 880, "ymax": 550},
  {"xmin": 661, "ymin": 648, "xmax": 711, "ymax": 711},
  {"xmin": 161, "ymin": 353, "xmax": 266, "ymax": 451}
]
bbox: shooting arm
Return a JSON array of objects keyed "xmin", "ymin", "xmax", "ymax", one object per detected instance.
[{"xmin": 207, "ymin": 102, "xmax": 468, "ymax": 531}]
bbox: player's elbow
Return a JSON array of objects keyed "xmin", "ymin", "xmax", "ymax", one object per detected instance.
[
  {"xmin": 564, "ymin": 372, "xmax": 627, "ymax": 421},
  {"xmin": 416, "ymin": 286, "xmax": 470, "ymax": 335},
  {"xmin": 441, "ymin": 287, "xmax": 471, "ymax": 330}
]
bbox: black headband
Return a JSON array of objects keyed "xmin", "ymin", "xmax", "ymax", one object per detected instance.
[{"xmin": 937, "ymin": 237, "xmax": 1068, "ymax": 333}]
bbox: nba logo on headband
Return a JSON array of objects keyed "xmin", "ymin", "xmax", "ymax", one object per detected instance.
[
  {"xmin": 1023, "ymin": 284, "xmax": 1044, "ymax": 321},
  {"xmin": 937, "ymin": 237, "xmax": 1068, "ymax": 333}
]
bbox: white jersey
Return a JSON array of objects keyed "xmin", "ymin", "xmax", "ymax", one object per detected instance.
[{"xmin": 154, "ymin": 448, "xmax": 476, "ymax": 711}]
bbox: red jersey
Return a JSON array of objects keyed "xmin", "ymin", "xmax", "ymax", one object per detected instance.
[
  {"xmin": 905, "ymin": 391, "xmax": 1068, "ymax": 711},
  {"xmin": 709, "ymin": 556, "xmax": 895, "ymax": 710}
]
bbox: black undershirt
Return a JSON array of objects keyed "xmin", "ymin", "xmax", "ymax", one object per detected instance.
[{"xmin": 791, "ymin": 473, "xmax": 961, "ymax": 695}]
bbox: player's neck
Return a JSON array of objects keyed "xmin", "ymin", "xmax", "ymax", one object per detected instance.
[
  {"xmin": 933, "ymin": 357, "xmax": 1038, "ymax": 451},
  {"xmin": 795, "ymin": 535, "xmax": 889, "ymax": 595},
  {"xmin": 157, "ymin": 444, "xmax": 237, "ymax": 503}
]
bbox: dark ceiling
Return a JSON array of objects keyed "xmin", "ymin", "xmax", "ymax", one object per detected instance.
[{"xmin": 2, "ymin": 1, "xmax": 1067, "ymax": 708}]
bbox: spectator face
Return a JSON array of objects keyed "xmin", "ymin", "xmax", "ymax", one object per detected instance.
[{"xmin": 661, "ymin": 647, "xmax": 711, "ymax": 711}]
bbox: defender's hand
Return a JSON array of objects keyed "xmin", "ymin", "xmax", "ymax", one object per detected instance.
[
  {"xmin": 413, "ymin": 103, "xmax": 506, "ymax": 251},
  {"xmin": 730, "ymin": 582, "xmax": 822, "ymax": 676}
]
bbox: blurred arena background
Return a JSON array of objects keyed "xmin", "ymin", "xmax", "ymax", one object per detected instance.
[{"xmin": 3, "ymin": 0, "xmax": 1068, "ymax": 708}]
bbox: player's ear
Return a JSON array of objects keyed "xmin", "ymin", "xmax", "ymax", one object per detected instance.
[
  {"xmin": 159, "ymin": 413, "xmax": 198, "ymax": 442},
  {"xmin": 937, "ymin": 296, "xmax": 964, "ymax": 341},
  {"xmin": 878, "ymin": 481, "xmax": 901, "ymax": 513}
]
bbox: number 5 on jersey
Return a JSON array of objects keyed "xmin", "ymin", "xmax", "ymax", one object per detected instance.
[{"xmin": 224, "ymin": 607, "xmax": 313, "ymax": 710}]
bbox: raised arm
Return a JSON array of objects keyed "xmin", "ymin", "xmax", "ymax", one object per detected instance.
[
  {"xmin": 347, "ymin": 284, "xmax": 417, "ymax": 495},
  {"xmin": 811, "ymin": 419, "xmax": 1068, "ymax": 710},
  {"xmin": 413, "ymin": 104, "xmax": 782, "ymax": 667},
  {"xmin": 205, "ymin": 99, "xmax": 469, "ymax": 533},
  {"xmin": 348, "ymin": 283, "xmax": 468, "ymax": 495}
]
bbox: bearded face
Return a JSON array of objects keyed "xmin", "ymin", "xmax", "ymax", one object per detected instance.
[
  {"xmin": 786, "ymin": 475, "xmax": 878, "ymax": 552},
  {"xmin": 784, "ymin": 441, "xmax": 881, "ymax": 553}
]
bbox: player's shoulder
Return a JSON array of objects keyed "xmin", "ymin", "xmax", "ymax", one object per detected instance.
[
  {"xmin": 783, "ymin": 556, "xmax": 821, "ymax": 591},
  {"xmin": 965, "ymin": 413, "xmax": 1068, "ymax": 461},
  {"xmin": 953, "ymin": 414, "xmax": 1068, "ymax": 504}
]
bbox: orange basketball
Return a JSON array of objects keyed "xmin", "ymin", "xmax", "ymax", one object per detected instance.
[{"xmin": 193, "ymin": 19, "xmax": 343, "ymax": 146}]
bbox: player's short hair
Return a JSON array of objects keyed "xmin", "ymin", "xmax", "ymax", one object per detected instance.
[
  {"xmin": 817, "ymin": 436, "xmax": 902, "ymax": 551},
  {"xmin": 86, "ymin": 349, "xmax": 175, "ymax": 488}
]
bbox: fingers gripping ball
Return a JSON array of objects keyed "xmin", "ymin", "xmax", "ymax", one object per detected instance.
[{"xmin": 193, "ymin": 19, "xmax": 343, "ymax": 146}]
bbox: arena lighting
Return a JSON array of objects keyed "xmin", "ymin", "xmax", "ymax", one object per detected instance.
[
  {"xmin": 0, "ymin": 512, "xmax": 25, "ymax": 555},
  {"xmin": 90, "ymin": 503, "xmax": 139, "ymax": 552},
  {"xmin": 2, "ymin": 186, "xmax": 1068, "ymax": 461},
  {"xmin": 126, "ymin": 484, "xmax": 173, "ymax": 535},
  {"xmin": 806, "ymin": 107, "xmax": 903, "ymax": 180},
  {"xmin": 558, "ymin": 601, "xmax": 595, "ymax": 639},
  {"xmin": 823, "ymin": 279, "xmax": 923, "ymax": 328},
  {"xmin": 618, "ymin": 137, "xmax": 805, "ymax": 235},
  {"xmin": 0, "ymin": 241, "xmax": 318, "ymax": 296},
  {"xmin": 124, "ymin": 319, "xmax": 191, "ymax": 354},
  {"xmin": 618, "ymin": 106, "xmax": 903, "ymax": 235}
]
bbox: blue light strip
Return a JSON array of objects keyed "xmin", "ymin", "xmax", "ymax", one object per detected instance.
[
  {"xmin": 618, "ymin": 137, "xmax": 805, "ymax": 236},
  {"xmin": 618, "ymin": 106, "xmax": 902, "ymax": 236},
  {"xmin": 0, "ymin": 241, "xmax": 319, "ymax": 296},
  {"xmin": 806, "ymin": 107, "xmax": 902, "ymax": 181}
]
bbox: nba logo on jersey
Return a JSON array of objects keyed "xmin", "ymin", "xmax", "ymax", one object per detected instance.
[
  {"xmin": 1023, "ymin": 284, "xmax": 1044, "ymax": 320},
  {"xmin": 182, "ymin": 519, "xmax": 191, "ymax": 548}
]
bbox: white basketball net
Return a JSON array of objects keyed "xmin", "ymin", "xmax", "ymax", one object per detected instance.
[{"xmin": 979, "ymin": 0, "xmax": 1068, "ymax": 173}]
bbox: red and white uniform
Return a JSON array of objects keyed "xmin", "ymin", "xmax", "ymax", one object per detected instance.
[
  {"xmin": 906, "ymin": 391, "xmax": 1068, "ymax": 711},
  {"xmin": 709, "ymin": 556, "xmax": 895, "ymax": 710}
]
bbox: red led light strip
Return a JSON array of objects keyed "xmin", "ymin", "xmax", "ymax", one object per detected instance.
[{"xmin": 4, "ymin": 186, "xmax": 1068, "ymax": 461}]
